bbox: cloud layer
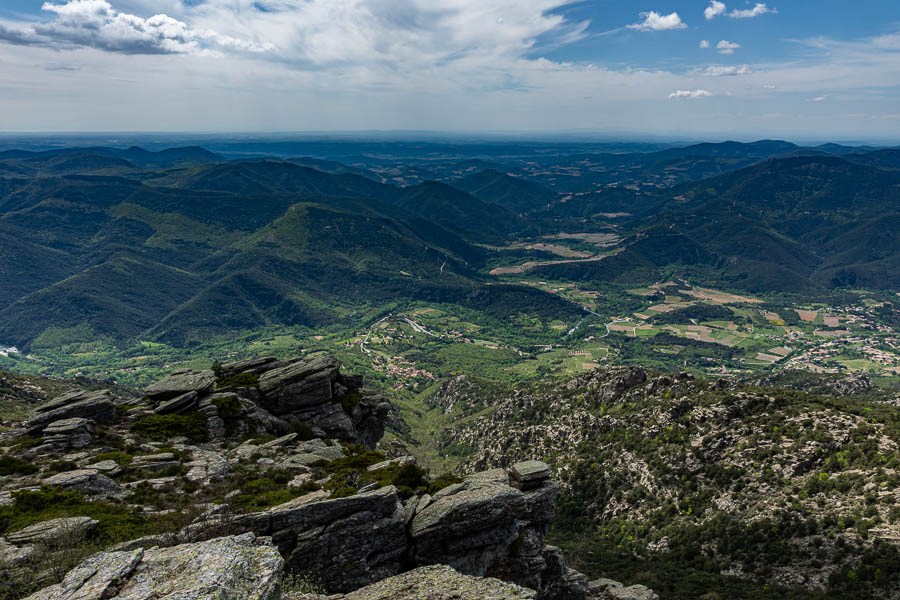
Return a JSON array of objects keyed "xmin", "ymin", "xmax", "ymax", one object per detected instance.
[{"xmin": 0, "ymin": 0, "xmax": 272, "ymax": 55}]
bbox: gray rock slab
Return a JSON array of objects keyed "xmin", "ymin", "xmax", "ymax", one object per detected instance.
[
  {"xmin": 144, "ymin": 369, "xmax": 214, "ymax": 401},
  {"xmin": 25, "ymin": 534, "xmax": 282, "ymax": 600},
  {"xmin": 6, "ymin": 516, "xmax": 98, "ymax": 546}
]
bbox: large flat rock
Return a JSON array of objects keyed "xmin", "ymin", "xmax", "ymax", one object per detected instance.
[
  {"xmin": 341, "ymin": 564, "xmax": 537, "ymax": 599},
  {"xmin": 144, "ymin": 369, "xmax": 215, "ymax": 401},
  {"xmin": 6, "ymin": 516, "xmax": 98, "ymax": 546},
  {"xmin": 26, "ymin": 534, "xmax": 282, "ymax": 600},
  {"xmin": 27, "ymin": 391, "xmax": 115, "ymax": 434}
]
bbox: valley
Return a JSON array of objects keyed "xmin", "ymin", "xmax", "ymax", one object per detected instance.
[{"xmin": 0, "ymin": 137, "xmax": 898, "ymax": 600}]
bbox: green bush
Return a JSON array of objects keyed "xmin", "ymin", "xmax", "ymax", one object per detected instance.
[
  {"xmin": 12, "ymin": 436, "xmax": 42, "ymax": 450},
  {"xmin": 45, "ymin": 460, "xmax": 78, "ymax": 474},
  {"xmin": 289, "ymin": 419, "xmax": 317, "ymax": 441},
  {"xmin": 130, "ymin": 412, "xmax": 209, "ymax": 443},
  {"xmin": 93, "ymin": 451, "xmax": 133, "ymax": 466},
  {"xmin": 217, "ymin": 373, "xmax": 260, "ymax": 389},
  {"xmin": 338, "ymin": 390, "xmax": 363, "ymax": 415},
  {"xmin": 0, "ymin": 456, "xmax": 38, "ymax": 476},
  {"xmin": 0, "ymin": 487, "xmax": 149, "ymax": 543},
  {"xmin": 211, "ymin": 395, "xmax": 243, "ymax": 418},
  {"xmin": 427, "ymin": 473, "xmax": 463, "ymax": 495}
]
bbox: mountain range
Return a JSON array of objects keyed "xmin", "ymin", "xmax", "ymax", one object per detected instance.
[{"xmin": 0, "ymin": 140, "xmax": 898, "ymax": 350}]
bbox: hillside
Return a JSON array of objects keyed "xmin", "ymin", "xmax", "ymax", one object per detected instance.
[
  {"xmin": 451, "ymin": 169, "xmax": 558, "ymax": 214},
  {"xmin": 534, "ymin": 155, "xmax": 900, "ymax": 292},
  {"xmin": 0, "ymin": 153, "xmax": 578, "ymax": 350},
  {"xmin": 430, "ymin": 367, "xmax": 900, "ymax": 599}
]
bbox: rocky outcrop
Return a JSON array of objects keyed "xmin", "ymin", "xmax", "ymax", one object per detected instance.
[
  {"xmin": 291, "ymin": 564, "xmax": 538, "ymax": 599},
  {"xmin": 26, "ymin": 390, "xmax": 116, "ymax": 434},
  {"xmin": 25, "ymin": 533, "xmax": 282, "ymax": 600},
  {"xmin": 39, "ymin": 417, "xmax": 95, "ymax": 450},
  {"xmin": 132, "ymin": 356, "xmax": 391, "ymax": 449}
]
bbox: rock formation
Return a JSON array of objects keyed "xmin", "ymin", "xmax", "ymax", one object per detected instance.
[{"xmin": 5, "ymin": 356, "xmax": 655, "ymax": 600}]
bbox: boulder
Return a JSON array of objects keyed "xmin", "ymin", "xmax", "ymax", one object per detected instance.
[
  {"xmin": 184, "ymin": 449, "xmax": 230, "ymax": 483},
  {"xmin": 367, "ymin": 455, "xmax": 417, "ymax": 472},
  {"xmin": 25, "ymin": 533, "xmax": 282, "ymax": 600},
  {"xmin": 132, "ymin": 453, "xmax": 181, "ymax": 472},
  {"xmin": 144, "ymin": 369, "xmax": 215, "ymax": 402},
  {"xmin": 40, "ymin": 418, "xmax": 95, "ymax": 450},
  {"xmin": 0, "ymin": 537, "xmax": 35, "ymax": 567},
  {"xmin": 257, "ymin": 357, "xmax": 341, "ymax": 414},
  {"xmin": 219, "ymin": 357, "xmax": 279, "ymax": 379},
  {"xmin": 510, "ymin": 461, "xmax": 552, "ymax": 491},
  {"xmin": 6, "ymin": 516, "xmax": 98, "ymax": 546},
  {"xmin": 589, "ymin": 579, "xmax": 659, "ymax": 600},
  {"xmin": 153, "ymin": 391, "xmax": 199, "ymax": 415},
  {"xmin": 42, "ymin": 469, "xmax": 125, "ymax": 500},
  {"xmin": 338, "ymin": 564, "xmax": 537, "ymax": 599},
  {"xmin": 89, "ymin": 459, "xmax": 123, "ymax": 477},
  {"xmin": 411, "ymin": 471, "xmax": 527, "ymax": 575},
  {"xmin": 27, "ymin": 391, "xmax": 115, "ymax": 435}
]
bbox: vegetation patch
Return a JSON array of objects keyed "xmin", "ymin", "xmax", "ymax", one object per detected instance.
[
  {"xmin": 130, "ymin": 412, "xmax": 209, "ymax": 443},
  {"xmin": 0, "ymin": 456, "xmax": 38, "ymax": 476},
  {"xmin": 93, "ymin": 451, "xmax": 133, "ymax": 466},
  {"xmin": 217, "ymin": 372, "xmax": 260, "ymax": 389}
]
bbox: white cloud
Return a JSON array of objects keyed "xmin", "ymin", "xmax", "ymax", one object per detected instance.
[
  {"xmin": 700, "ymin": 40, "xmax": 710, "ymax": 49},
  {"xmin": 703, "ymin": 65, "xmax": 751, "ymax": 76},
  {"xmin": 730, "ymin": 3, "xmax": 777, "ymax": 18},
  {"xmin": 811, "ymin": 96, "xmax": 827, "ymax": 102},
  {"xmin": 669, "ymin": 89, "xmax": 713, "ymax": 99},
  {"xmin": 0, "ymin": 0, "xmax": 272, "ymax": 55},
  {"xmin": 705, "ymin": 1, "xmax": 727, "ymax": 20},
  {"xmin": 763, "ymin": 84, "xmax": 777, "ymax": 89},
  {"xmin": 717, "ymin": 40, "xmax": 741, "ymax": 55},
  {"xmin": 628, "ymin": 11, "xmax": 687, "ymax": 32}
]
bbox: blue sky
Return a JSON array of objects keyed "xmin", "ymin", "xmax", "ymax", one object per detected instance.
[{"xmin": 0, "ymin": 1, "xmax": 898, "ymax": 141}]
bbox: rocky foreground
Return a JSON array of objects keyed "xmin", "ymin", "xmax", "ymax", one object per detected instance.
[{"xmin": 0, "ymin": 355, "xmax": 656, "ymax": 600}]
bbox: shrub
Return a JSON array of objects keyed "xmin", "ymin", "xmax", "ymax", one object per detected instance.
[
  {"xmin": 217, "ymin": 373, "xmax": 260, "ymax": 389},
  {"xmin": 93, "ymin": 451, "xmax": 133, "ymax": 466},
  {"xmin": 289, "ymin": 419, "xmax": 317, "ymax": 441},
  {"xmin": 45, "ymin": 460, "xmax": 78, "ymax": 474},
  {"xmin": 130, "ymin": 412, "xmax": 209, "ymax": 443},
  {"xmin": 337, "ymin": 390, "xmax": 363, "ymax": 415},
  {"xmin": 428, "ymin": 473, "xmax": 463, "ymax": 495},
  {"xmin": 12, "ymin": 437, "xmax": 42, "ymax": 450},
  {"xmin": 0, "ymin": 456, "xmax": 38, "ymax": 476},
  {"xmin": 211, "ymin": 395, "xmax": 243, "ymax": 419}
]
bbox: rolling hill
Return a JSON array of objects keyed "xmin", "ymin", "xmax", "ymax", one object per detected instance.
[{"xmin": 0, "ymin": 152, "xmax": 579, "ymax": 350}]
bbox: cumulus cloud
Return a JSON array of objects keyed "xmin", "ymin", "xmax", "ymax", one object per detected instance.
[
  {"xmin": 730, "ymin": 3, "xmax": 777, "ymax": 18},
  {"xmin": 700, "ymin": 39, "xmax": 710, "ymax": 48},
  {"xmin": 669, "ymin": 89, "xmax": 712, "ymax": 99},
  {"xmin": 702, "ymin": 64, "xmax": 751, "ymax": 76},
  {"xmin": 0, "ymin": 0, "xmax": 272, "ymax": 55},
  {"xmin": 717, "ymin": 40, "xmax": 741, "ymax": 54},
  {"xmin": 628, "ymin": 11, "xmax": 687, "ymax": 32},
  {"xmin": 705, "ymin": 1, "xmax": 727, "ymax": 20}
]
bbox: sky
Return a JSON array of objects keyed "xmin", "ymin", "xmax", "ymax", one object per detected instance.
[{"xmin": 0, "ymin": 0, "xmax": 899, "ymax": 141}]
